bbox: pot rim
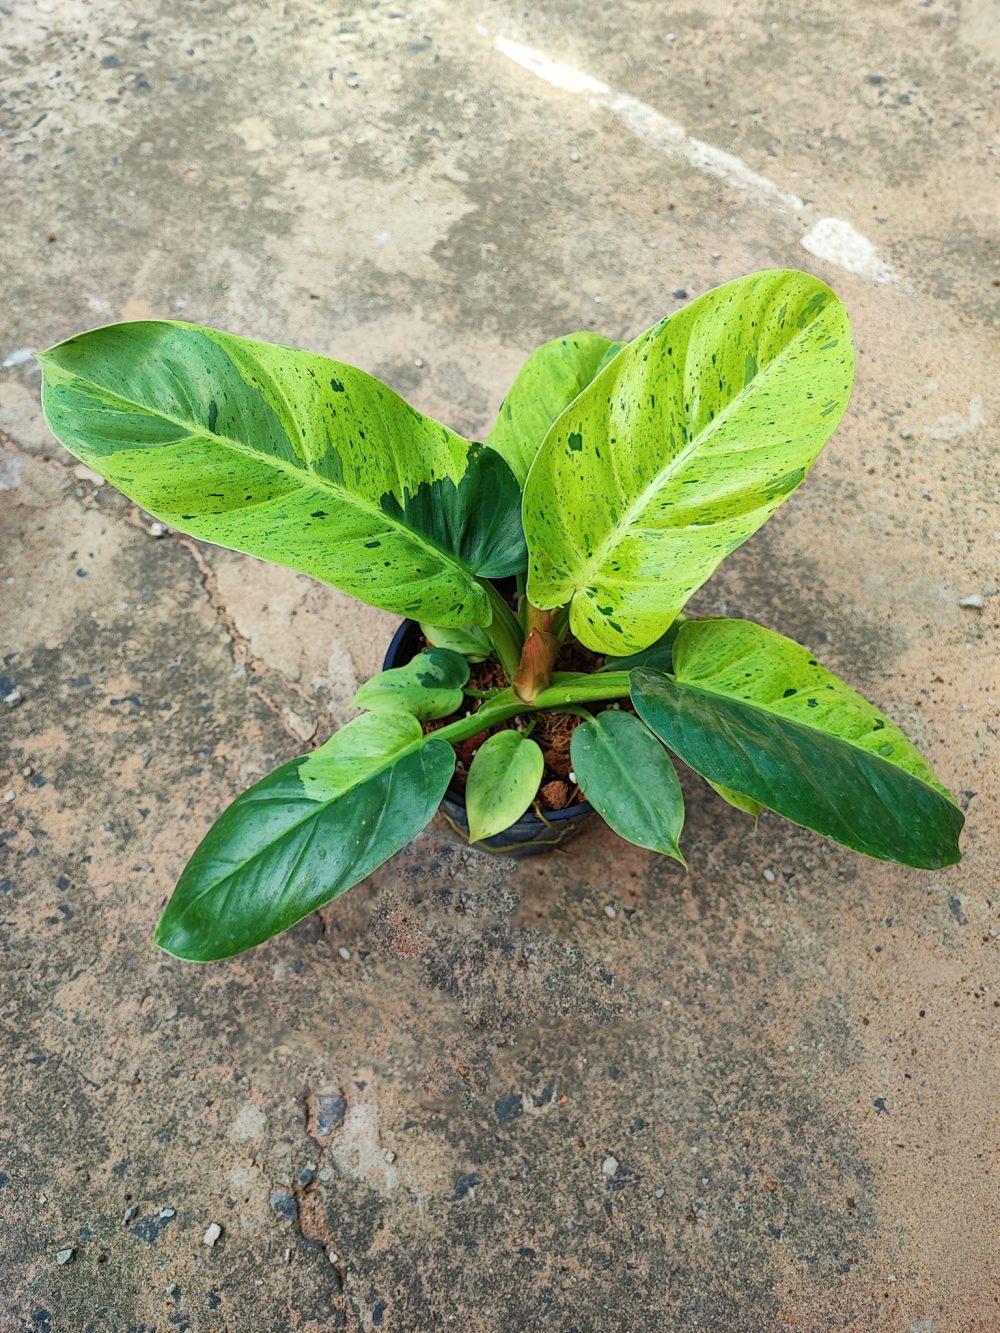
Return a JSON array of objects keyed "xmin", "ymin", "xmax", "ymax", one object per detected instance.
[{"xmin": 383, "ymin": 618, "xmax": 594, "ymax": 824}]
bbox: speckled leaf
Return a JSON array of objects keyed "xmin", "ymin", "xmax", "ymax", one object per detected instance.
[
  {"xmin": 523, "ymin": 271, "xmax": 855, "ymax": 653},
  {"xmin": 631, "ymin": 619, "xmax": 963, "ymax": 868},
  {"xmin": 569, "ymin": 710, "xmax": 685, "ymax": 860},
  {"xmin": 600, "ymin": 620, "xmax": 684, "ymax": 674},
  {"xmin": 419, "ymin": 622, "xmax": 493, "ymax": 662},
  {"xmin": 465, "ymin": 730, "xmax": 544, "ymax": 842},
  {"xmin": 351, "ymin": 647, "xmax": 470, "ymax": 719},
  {"xmin": 486, "ymin": 331, "xmax": 623, "ymax": 486},
  {"xmin": 39, "ymin": 321, "xmax": 525, "ymax": 627},
  {"xmin": 155, "ymin": 712, "xmax": 455, "ymax": 961}
]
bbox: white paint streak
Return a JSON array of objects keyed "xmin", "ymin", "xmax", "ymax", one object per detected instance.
[
  {"xmin": 799, "ymin": 217, "xmax": 897, "ymax": 284},
  {"xmin": 609, "ymin": 93, "xmax": 805, "ymax": 211},
  {"xmin": 2, "ymin": 347, "xmax": 34, "ymax": 369},
  {"xmin": 0, "ymin": 452, "xmax": 21, "ymax": 492},
  {"xmin": 923, "ymin": 396, "xmax": 984, "ymax": 440},
  {"xmin": 494, "ymin": 35, "xmax": 609, "ymax": 95},
  {"xmin": 494, "ymin": 34, "xmax": 896, "ymax": 284}
]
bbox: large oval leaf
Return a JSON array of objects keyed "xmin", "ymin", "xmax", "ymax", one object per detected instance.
[
  {"xmin": 351, "ymin": 647, "xmax": 470, "ymax": 720},
  {"xmin": 40, "ymin": 322, "xmax": 525, "ymax": 626},
  {"xmin": 570, "ymin": 710, "xmax": 685, "ymax": 860},
  {"xmin": 486, "ymin": 331, "xmax": 623, "ymax": 487},
  {"xmin": 465, "ymin": 730, "xmax": 544, "ymax": 842},
  {"xmin": 155, "ymin": 712, "xmax": 455, "ymax": 961},
  {"xmin": 523, "ymin": 271, "xmax": 855, "ymax": 653},
  {"xmin": 631, "ymin": 619, "xmax": 963, "ymax": 869}
]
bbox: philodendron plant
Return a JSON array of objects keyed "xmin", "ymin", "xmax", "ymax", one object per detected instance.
[{"xmin": 39, "ymin": 270, "xmax": 964, "ymax": 961}]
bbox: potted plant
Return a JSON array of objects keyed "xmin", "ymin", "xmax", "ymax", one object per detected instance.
[{"xmin": 38, "ymin": 269, "xmax": 964, "ymax": 962}]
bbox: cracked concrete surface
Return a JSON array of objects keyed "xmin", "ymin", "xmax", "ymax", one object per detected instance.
[{"xmin": 1, "ymin": 1, "xmax": 998, "ymax": 1329}]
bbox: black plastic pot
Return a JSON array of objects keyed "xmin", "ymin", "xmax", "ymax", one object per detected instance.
[{"xmin": 383, "ymin": 620, "xmax": 595, "ymax": 856}]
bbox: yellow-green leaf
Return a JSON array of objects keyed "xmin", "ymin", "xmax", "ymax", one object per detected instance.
[
  {"xmin": 487, "ymin": 331, "xmax": 623, "ymax": 486},
  {"xmin": 40, "ymin": 321, "xmax": 525, "ymax": 627},
  {"xmin": 523, "ymin": 271, "xmax": 855, "ymax": 653}
]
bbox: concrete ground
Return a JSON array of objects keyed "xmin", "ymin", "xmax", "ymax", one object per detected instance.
[{"xmin": 2, "ymin": 1, "xmax": 998, "ymax": 1329}]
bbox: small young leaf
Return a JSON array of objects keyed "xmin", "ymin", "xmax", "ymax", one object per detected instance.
[
  {"xmin": 569, "ymin": 711, "xmax": 685, "ymax": 861},
  {"xmin": 707, "ymin": 781, "xmax": 764, "ymax": 819},
  {"xmin": 351, "ymin": 648, "xmax": 470, "ymax": 720},
  {"xmin": 154, "ymin": 713, "xmax": 455, "ymax": 961},
  {"xmin": 631, "ymin": 619, "xmax": 963, "ymax": 869},
  {"xmin": 486, "ymin": 331, "xmax": 623, "ymax": 486},
  {"xmin": 419, "ymin": 622, "xmax": 493, "ymax": 662},
  {"xmin": 465, "ymin": 731, "xmax": 544, "ymax": 842}
]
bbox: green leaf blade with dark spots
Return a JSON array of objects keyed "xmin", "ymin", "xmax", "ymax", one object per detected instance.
[
  {"xmin": 522, "ymin": 271, "xmax": 856, "ymax": 654},
  {"xmin": 486, "ymin": 331, "xmax": 623, "ymax": 487},
  {"xmin": 569, "ymin": 710, "xmax": 685, "ymax": 860},
  {"xmin": 39, "ymin": 321, "xmax": 520, "ymax": 626},
  {"xmin": 154, "ymin": 713, "xmax": 455, "ymax": 961},
  {"xmin": 351, "ymin": 648, "xmax": 470, "ymax": 720},
  {"xmin": 630, "ymin": 620, "xmax": 963, "ymax": 869}
]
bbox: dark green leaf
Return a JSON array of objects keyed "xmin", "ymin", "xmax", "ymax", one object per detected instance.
[
  {"xmin": 570, "ymin": 710, "xmax": 685, "ymax": 860},
  {"xmin": 631, "ymin": 620, "xmax": 963, "ymax": 869},
  {"xmin": 154, "ymin": 713, "xmax": 454, "ymax": 961},
  {"xmin": 351, "ymin": 647, "xmax": 470, "ymax": 719}
]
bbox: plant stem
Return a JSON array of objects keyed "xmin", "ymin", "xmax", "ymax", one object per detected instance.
[
  {"xmin": 431, "ymin": 672, "xmax": 633, "ymax": 749},
  {"xmin": 482, "ymin": 581, "xmax": 524, "ymax": 681}
]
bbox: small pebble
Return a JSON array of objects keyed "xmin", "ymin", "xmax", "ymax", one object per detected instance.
[
  {"xmin": 284, "ymin": 1248, "xmax": 292, "ymax": 1263},
  {"xmin": 56, "ymin": 1248, "xmax": 75, "ymax": 1265},
  {"xmin": 959, "ymin": 595, "xmax": 984, "ymax": 609},
  {"xmin": 888, "ymin": 1274, "xmax": 897, "ymax": 1284},
  {"xmin": 202, "ymin": 1221, "xmax": 222, "ymax": 1247},
  {"xmin": 123, "ymin": 1204, "xmax": 139, "ymax": 1224},
  {"xmin": 989, "ymin": 927, "xmax": 998, "ymax": 939},
  {"xmin": 413, "ymin": 357, "xmax": 424, "ymax": 368},
  {"xmin": 711, "ymin": 250, "xmax": 721, "ymax": 259},
  {"xmin": 603, "ymin": 905, "xmax": 617, "ymax": 920},
  {"xmin": 166, "ymin": 1283, "xmax": 178, "ymax": 1296},
  {"xmin": 602, "ymin": 1155, "xmax": 619, "ymax": 1176},
  {"xmin": 383, "ymin": 1150, "xmax": 396, "ymax": 1163},
  {"xmin": 346, "ymin": 72, "xmax": 360, "ymax": 88},
  {"xmin": 594, "ymin": 295, "xmax": 602, "ymax": 304},
  {"xmin": 568, "ymin": 770, "xmax": 577, "ymax": 784},
  {"xmin": 3, "ymin": 689, "xmax": 22, "ymax": 707},
  {"xmin": 570, "ymin": 151, "xmax": 581, "ymax": 162},
  {"xmin": 21, "ymin": 766, "xmax": 32, "ymax": 777},
  {"xmin": 899, "ymin": 428, "xmax": 914, "ymax": 440},
  {"xmin": 763, "ymin": 868, "xmax": 776, "ymax": 882},
  {"xmin": 338, "ymin": 946, "xmax": 351, "ymax": 961},
  {"xmin": 148, "ymin": 522, "xmax": 167, "ymax": 538},
  {"xmin": 3, "ymin": 346, "xmax": 34, "ymax": 368},
  {"xmin": 159, "ymin": 1207, "xmax": 176, "ymax": 1219},
  {"xmin": 654, "ymin": 1187, "xmax": 665, "ymax": 1198},
  {"xmin": 328, "ymin": 1249, "xmax": 339, "ymax": 1265},
  {"xmin": 4, "ymin": 790, "xmax": 15, "ymax": 803}
]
